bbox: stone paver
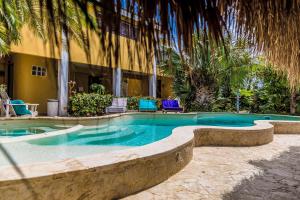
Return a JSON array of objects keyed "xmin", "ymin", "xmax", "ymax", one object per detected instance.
[{"xmin": 125, "ymin": 134, "xmax": 300, "ymax": 200}]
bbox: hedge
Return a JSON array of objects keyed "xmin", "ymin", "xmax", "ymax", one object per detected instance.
[{"xmin": 69, "ymin": 93, "xmax": 112, "ymax": 116}]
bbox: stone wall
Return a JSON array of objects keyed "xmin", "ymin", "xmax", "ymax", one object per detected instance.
[{"xmin": 193, "ymin": 121, "xmax": 274, "ymax": 146}]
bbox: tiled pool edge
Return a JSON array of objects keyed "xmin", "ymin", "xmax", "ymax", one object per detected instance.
[{"xmin": 0, "ymin": 118, "xmax": 300, "ymax": 199}]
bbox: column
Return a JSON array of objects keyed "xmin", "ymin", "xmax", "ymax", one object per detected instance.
[
  {"xmin": 58, "ymin": 30, "xmax": 69, "ymax": 116},
  {"xmin": 113, "ymin": 67, "xmax": 122, "ymax": 97},
  {"xmin": 149, "ymin": 57, "xmax": 157, "ymax": 98}
]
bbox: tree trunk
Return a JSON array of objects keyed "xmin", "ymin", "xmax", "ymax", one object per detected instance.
[{"xmin": 290, "ymin": 89, "xmax": 297, "ymax": 114}]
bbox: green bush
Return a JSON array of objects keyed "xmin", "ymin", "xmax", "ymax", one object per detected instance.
[
  {"xmin": 127, "ymin": 96, "xmax": 139, "ymax": 110},
  {"xmin": 211, "ymin": 97, "xmax": 235, "ymax": 112},
  {"xmin": 189, "ymin": 102, "xmax": 211, "ymax": 112},
  {"xmin": 69, "ymin": 93, "xmax": 112, "ymax": 116},
  {"xmin": 90, "ymin": 83, "xmax": 106, "ymax": 94}
]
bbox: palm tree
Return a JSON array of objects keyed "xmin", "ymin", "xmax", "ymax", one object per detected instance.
[
  {"xmin": 215, "ymin": 37, "xmax": 254, "ymax": 97},
  {"xmin": 0, "ymin": 0, "xmax": 91, "ymax": 56},
  {"xmin": 0, "ymin": 0, "xmax": 22, "ymax": 55},
  {"xmin": 158, "ymin": 34, "xmax": 254, "ymax": 111}
]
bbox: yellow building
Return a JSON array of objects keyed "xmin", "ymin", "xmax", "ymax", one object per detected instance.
[{"xmin": 0, "ymin": 17, "xmax": 173, "ymax": 115}]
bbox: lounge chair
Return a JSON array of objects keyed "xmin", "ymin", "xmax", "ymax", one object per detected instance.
[
  {"xmin": 162, "ymin": 99, "xmax": 183, "ymax": 113},
  {"xmin": 0, "ymin": 91, "xmax": 38, "ymax": 117},
  {"xmin": 139, "ymin": 99, "xmax": 157, "ymax": 112},
  {"xmin": 106, "ymin": 98, "xmax": 127, "ymax": 113},
  {"xmin": 9, "ymin": 100, "xmax": 38, "ymax": 116}
]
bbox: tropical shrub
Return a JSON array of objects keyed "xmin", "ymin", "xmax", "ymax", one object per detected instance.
[
  {"xmin": 90, "ymin": 83, "xmax": 106, "ymax": 94},
  {"xmin": 158, "ymin": 34, "xmax": 300, "ymax": 114},
  {"xmin": 158, "ymin": 34, "xmax": 253, "ymax": 113},
  {"xmin": 0, "ymin": 84, "xmax": 7, "ymax": 93},
  {"xmin": 69, "ymin": 93, "xmax": 112, "ymax": 116},
  {"xmin": 211, "ymin": 97, "xmax": 235, "ymax": 112},
  {"xmin": 127, "ymin": 96, "xmax": 140, "ymax": 110}
]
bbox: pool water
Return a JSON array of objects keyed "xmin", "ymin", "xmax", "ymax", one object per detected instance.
[
  {"xmin": 0, "ymin": 123, "xmax": 64, "ymax": 138},
  {"xmin": 28, "ymin": 125, "xmax": 176, "ymax": 146},
  {"xmin": 195, "ymin": 113, "xmax": 300, "ymax": 127},
  {"xmin": 28, "ymin": 113, "xmax": 300, "ymax": 147},
  {"xmin": 1, "ymin": 113, "xmax": 300, "ymax": 167},
  {"xmin": 0, "ymin": 127, "xmax": 55, "ymax": 137}
]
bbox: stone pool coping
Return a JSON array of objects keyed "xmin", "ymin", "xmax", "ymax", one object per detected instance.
[{"xmin": 0, "ymin": 115, "xmax": 300, "ymax": 199}]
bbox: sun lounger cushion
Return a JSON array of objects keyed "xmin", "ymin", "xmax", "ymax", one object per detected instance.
[
  {"xmin": 139, "ymin": 99, "xmax": 157, "ymax": 111},
  {"xmin": 106, "ymin": 98, "xmax": 127, "ymax": 113},
  {"xmin": 10, "ymin": 100, "xmax": 32, "ymax": 116},
  {"xmin": 162, "ymin": 100, "xmax": 183, "ymax": 112}
]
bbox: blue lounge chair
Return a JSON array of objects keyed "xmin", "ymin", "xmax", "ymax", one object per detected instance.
[
  {"xmin": 0, "ymin": 91, "xmax": 39, "ymax": 117},
  {"xmin": 139, "ymin": 99, "xmax": 157, "ymax": 112},
  {"xmin": 162, "ymin": 99, "xmax": 183, "ymax": 113},
  {"xmin": 9, "ymin": 100, "xmax": 38, "ymax": 116}
]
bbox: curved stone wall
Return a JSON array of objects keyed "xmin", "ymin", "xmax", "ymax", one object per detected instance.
[
  {"xmin": 270, "ymin": 120, "xmax": 300, "ymax": 134},
  {"xmin": 193, "ymin": 121, "xmax": 274, "ymax": 146}
]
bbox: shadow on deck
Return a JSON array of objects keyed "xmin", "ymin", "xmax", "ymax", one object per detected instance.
[{"xmin": 223, "ymin": 146, "xmax": 300, "ymax": 200}]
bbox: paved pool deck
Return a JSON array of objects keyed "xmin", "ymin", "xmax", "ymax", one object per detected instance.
[{"xmin": 125, "ymin": 134, "xmax": 300, "ymax": 200}]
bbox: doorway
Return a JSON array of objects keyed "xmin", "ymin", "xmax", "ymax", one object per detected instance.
[{"xmin": 157, "ymin": 79, "xmax": 162, "ymax": 98}]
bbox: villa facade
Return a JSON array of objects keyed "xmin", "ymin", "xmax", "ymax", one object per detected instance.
[{"xmin": 0, "ymin": 20, "xmax": 173, "ymax": 115}]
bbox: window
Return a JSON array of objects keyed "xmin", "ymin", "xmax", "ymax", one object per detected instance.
[
  {"xmin": 32, "ymin": 66, "xmax": 47, "ymax": 77},
  {"xmin": 120, "ymin": 21, "xmax": 137, "ymax": 39},
  {"xmin": 97, "ymin": 13, "xmax": 137, "ymax": 40}
]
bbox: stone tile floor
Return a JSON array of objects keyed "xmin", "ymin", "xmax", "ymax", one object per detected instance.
[{"xmin": 125, "ymin": 134, "xmax": 300, "ymax": 200}]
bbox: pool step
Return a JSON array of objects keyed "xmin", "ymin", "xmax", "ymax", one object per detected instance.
[
  {"xmin": 86, "ymin": 127, "xmax": 146, "ymax": 145},
  {"xmin": 74, "ymin": 126, "xmax": 128, "ymax": 139},
  {"xmin": 67, "ymin": 128, "xmax": 138, "ymax": 145}
]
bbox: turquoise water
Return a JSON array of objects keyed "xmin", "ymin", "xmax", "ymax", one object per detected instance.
[
  {"xmin": 0, "ymin": 126, "xmax": 61, "ymax": 137},
  {"xmin": 28, "ymin": 113, "xmax": 300, "ymax": 147},
  {"xmin": 28, "ymin": 125, "xmax": 176, "ymax": 146},
  {"xmin": 1, "ymin": 113, "xmax": 300, "ymax": 167},
  {"xmin": 196, "ymin": 113, "xmax": 300, "ymax": 127}
]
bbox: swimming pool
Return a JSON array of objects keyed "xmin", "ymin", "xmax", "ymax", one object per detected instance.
[
  {"xmin": 27, "ymin": 113, "xmax": 300, "ymax": 146},
  {"xmin": 1, "ymin": 113, "xmax": 300, "ymax": 200},
  {"xmin": 0, "ymin": 113, "xmax": 300, "ymax": 167}
]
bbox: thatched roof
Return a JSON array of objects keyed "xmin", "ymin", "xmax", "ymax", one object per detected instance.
[
  {"xmin": 230, "ymin": 0, "xmax": 300, "ymax": 87},
  {"xmin": 28, "ymin": 0, "xmax": 300, "ymax": 85}
]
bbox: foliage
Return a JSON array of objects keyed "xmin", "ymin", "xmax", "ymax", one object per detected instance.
[
  {"xmin": 0, "ymin": 0, "xmax": 91, "ymax": 56},
  {"xmin": 159, "ymin": 34, "xmax": 254, "ymax": 112},
  {"xmin": 69, "ymin": 93, "xmax": 112, "ymax": 116},
  {"xmin": 90, "ymin": 83, "xmax": 105, "ymax": 94},
  {"xmin": 211, "ymin": 63, "xmax": 293, "ymax": 114},
  {"xmin": 127, "ymin": 96, "xmax": 140, "ymax": 110},
  {"xmin": 211, "ymin": 97, "xmax": 235, "ymax": 112},
  {"xmin": 246, "ymin": 66, "xmax": 291, "ymax": 114},
  {"xmin": 159, "ymin": 33, "xmax": 300, "ymax": 114},
  {"xmin": 0, "ymin": 84, "xmax": 7, "ymax": 93},
  {"xmin": 0, "ymin": 0, "xmax": 22, "ymax": 54}
]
